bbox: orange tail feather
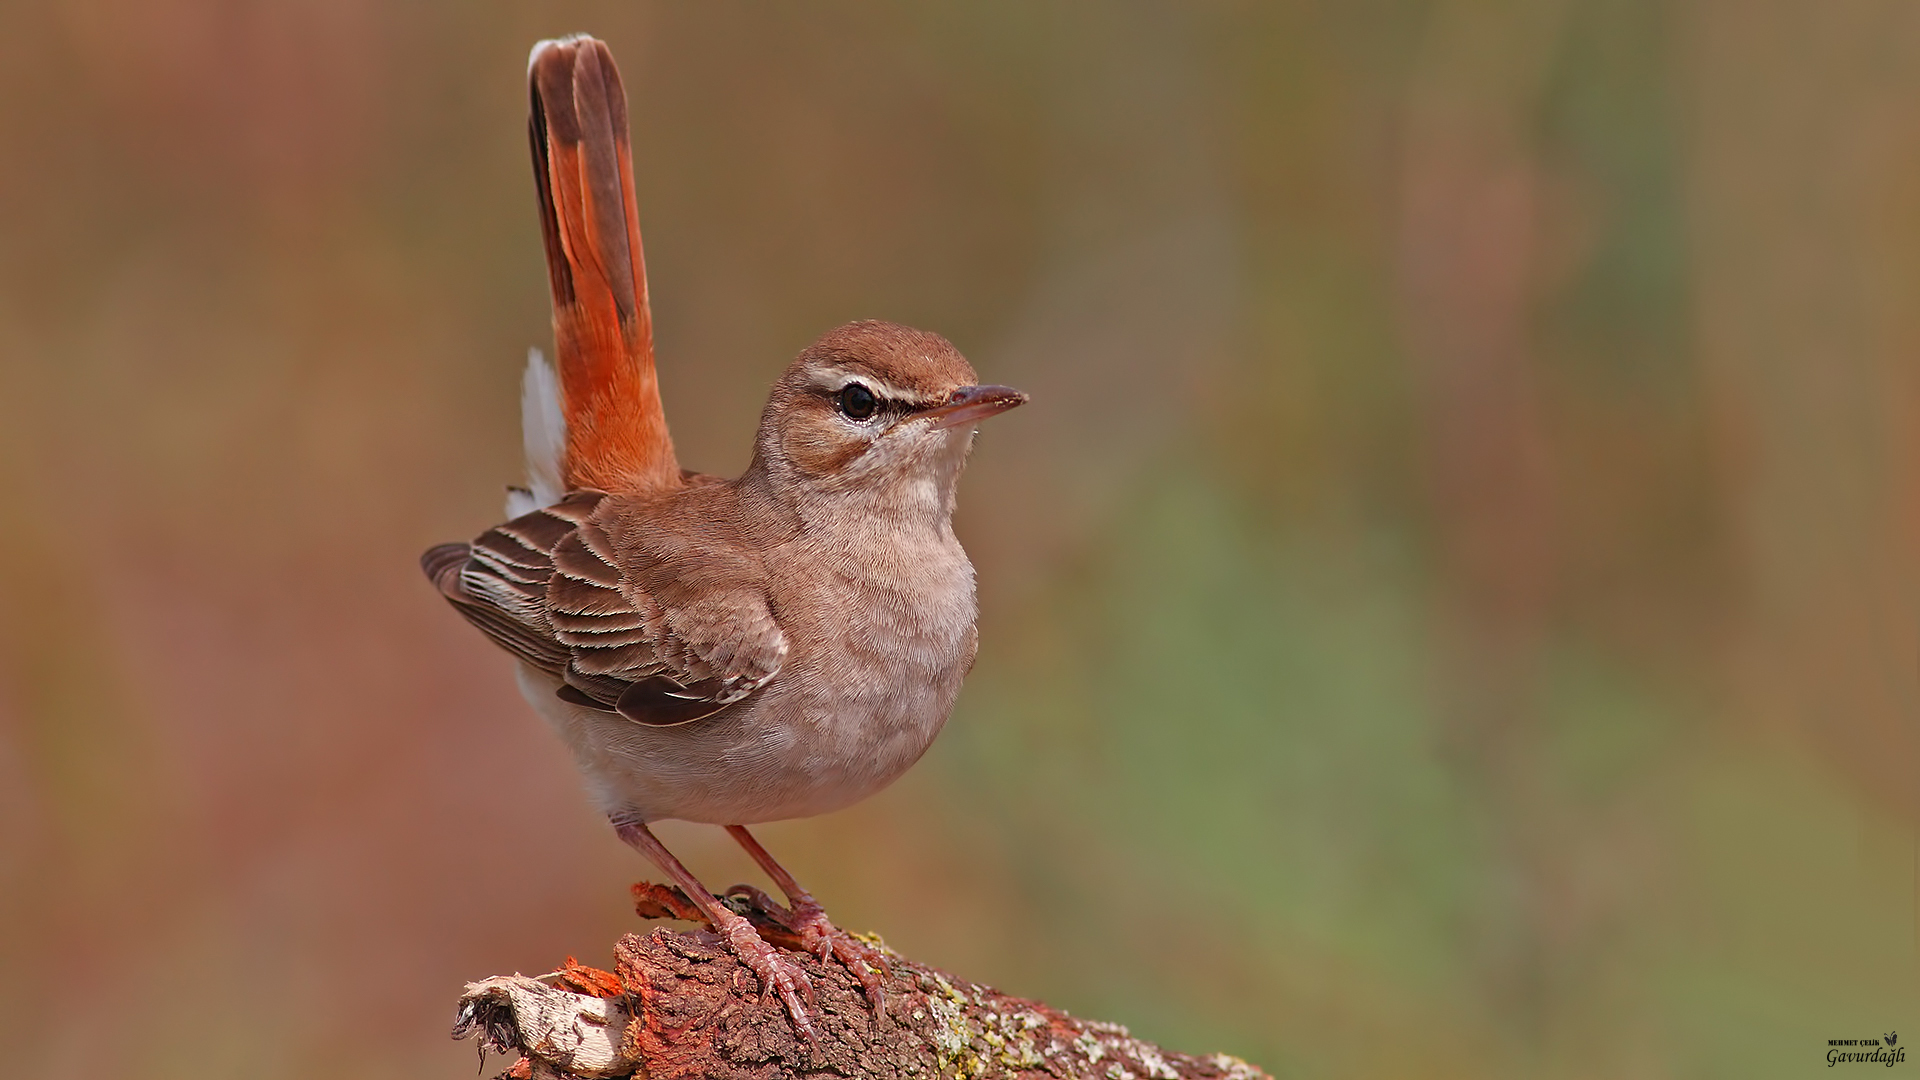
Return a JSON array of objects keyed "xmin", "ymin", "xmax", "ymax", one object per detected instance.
[{"xmin": 528, "ymin": 36, "xmax": 679, "ymax": 493}]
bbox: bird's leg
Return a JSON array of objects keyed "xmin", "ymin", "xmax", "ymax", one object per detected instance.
[
  {"xmin": 725, "ymin": 825, "xmax": 889, "ymax": 1019},
  {"xmin": 612, "ymin": 820, "xmax": 816, "ymax": 1040}
]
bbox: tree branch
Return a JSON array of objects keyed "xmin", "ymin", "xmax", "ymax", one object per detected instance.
[{"xmin": 453, "ymin": 882, "xmax": 1269, "ymax": 1080}]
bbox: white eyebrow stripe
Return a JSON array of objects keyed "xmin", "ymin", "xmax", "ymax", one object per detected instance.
[{"xmin": 808, "ymin": 367, "xmax": 941, "ymax": 406}]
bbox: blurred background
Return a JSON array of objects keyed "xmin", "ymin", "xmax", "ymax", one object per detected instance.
[{"xmin": 2, "ymin": 1, "xmax": 1916, "ymax": 1076}]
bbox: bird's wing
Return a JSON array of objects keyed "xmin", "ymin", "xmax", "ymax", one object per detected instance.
[{"xmin": 423, "ymin": 489, "xmax": 786, "ymax": 727}]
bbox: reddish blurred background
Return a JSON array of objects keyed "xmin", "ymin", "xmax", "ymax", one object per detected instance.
[{"xmin": 2, "ymin": 2, "xmax": 1917, "ymax": 1077}]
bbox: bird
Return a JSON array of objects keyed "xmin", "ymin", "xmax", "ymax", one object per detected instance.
[{"xmin": 420, "ymin": 35, "xmax": 1025, "ymax": 1039}]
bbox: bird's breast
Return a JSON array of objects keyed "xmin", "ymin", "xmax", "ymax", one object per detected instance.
[
  {"xmin": 778, "ymin": 522, "xmax": 974, "ymax": 694},
  {"xmin": 746, "ymin": 523, "xmax": 978, "ymax": 812}
]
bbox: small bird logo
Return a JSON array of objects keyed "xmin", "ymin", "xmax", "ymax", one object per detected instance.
[{"xmin": 1886, "ymin": 1032, "xmax": 1898, "ymax": 1046}]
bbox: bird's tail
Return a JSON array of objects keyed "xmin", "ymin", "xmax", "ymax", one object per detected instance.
[{"xmin": 527, "ymin": 35, "xmax": 679, "ymax": 494}]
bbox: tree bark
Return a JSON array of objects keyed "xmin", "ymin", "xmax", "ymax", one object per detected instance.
[{"xmin": 453, "ymin": 882, "xmax": 1269, "ymax": 1080}]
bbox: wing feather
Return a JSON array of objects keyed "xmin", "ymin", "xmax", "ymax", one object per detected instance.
[{"xmin": 421, "ymin": 487, "xmax": 784, "ymax": 727}]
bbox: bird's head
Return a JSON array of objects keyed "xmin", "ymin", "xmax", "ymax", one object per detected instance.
[{"xmin": 747, "ymin": 320, "xmax": 1025, "ymax": 517}]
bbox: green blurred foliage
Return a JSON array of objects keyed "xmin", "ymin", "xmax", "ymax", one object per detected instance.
[{"xmin": 2, "ymin": 2, "xmax": 1916, "ymax": 1077}]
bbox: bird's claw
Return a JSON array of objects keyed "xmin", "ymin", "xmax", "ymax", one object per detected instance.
[
  {"xmin": 789, "ymin": 901, "xmax": 890, "ymax": 1023},
  {"xmin": 717, "ymin": 881, "xmax": 887, "ymax": 1026},
  {"xmin": 716, "ymin": 909, "xmax": 818, "ymax": 1041}
]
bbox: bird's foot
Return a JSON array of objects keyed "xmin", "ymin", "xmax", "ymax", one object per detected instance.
[
  {"xmin": 713, "ymin": 905, "xmax": 818, "ymax": 1042},
  {"xmin": 789, "ymin": 899, "xmax": 890, "ymax": 1023},
  {"xmin": 721, "ymin": 883, "xmax": 888, "ymax": 1022}
]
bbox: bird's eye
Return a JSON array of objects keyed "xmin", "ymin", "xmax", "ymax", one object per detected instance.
[{"xmin": 837, "ymin": 382, "xmax": 878, "ymax": 420}]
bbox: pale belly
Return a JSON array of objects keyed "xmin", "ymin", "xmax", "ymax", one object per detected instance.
[{"xmin": 518, "ymin": 663, "xmax": 961, "ymax": 823}]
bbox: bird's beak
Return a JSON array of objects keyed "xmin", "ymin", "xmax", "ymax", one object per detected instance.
[{"xmin": 920, "ymin": 384, "xmax": 1028, "ymax": 431}]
